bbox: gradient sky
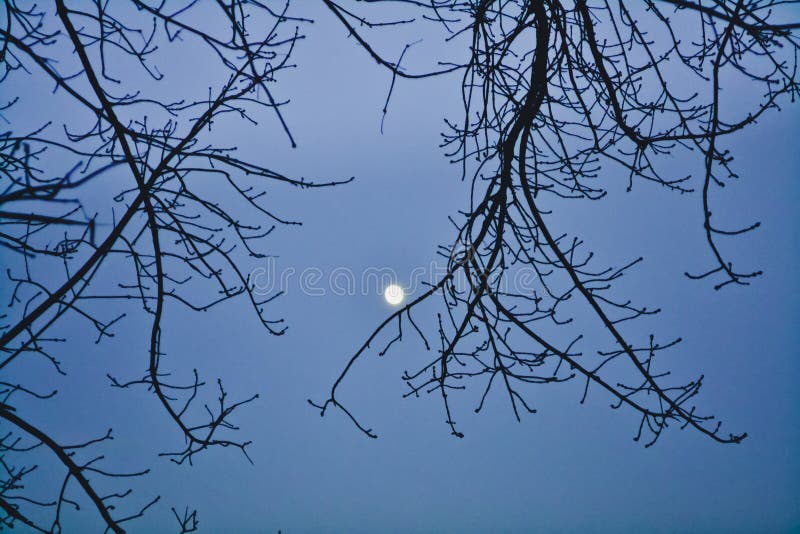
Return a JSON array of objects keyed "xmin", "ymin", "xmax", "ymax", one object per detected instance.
[{"xmin": 2, "ymin": 3, "xmax": 799, "ymax": 533}]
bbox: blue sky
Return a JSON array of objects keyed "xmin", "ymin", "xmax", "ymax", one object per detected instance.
[{"xmin": 2, "ymin": 3, "xmax": 799, "ymax": 532}]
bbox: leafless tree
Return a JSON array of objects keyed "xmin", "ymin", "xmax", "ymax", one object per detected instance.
[
  {"xmin": 2, "ymin": 0, "xmax": 798, "ymax": 530},
  {"xmin": 0, "ymin": 1, "xmax": 349, "ymax": 531},
  {"xmin": 313, "ymin": 0, "xmax": 799, "ymax": 444}
]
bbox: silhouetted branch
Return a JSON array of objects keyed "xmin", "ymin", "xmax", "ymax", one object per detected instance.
[
  {"xmin": 0, "ymin": 1, "xmax": 346, "ymax": 529},
  {"xmin": 314, "ymin": 0, "xmax": 797, "ymax": 445}
]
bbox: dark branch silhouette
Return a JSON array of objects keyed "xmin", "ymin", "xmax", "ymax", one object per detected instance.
[
  {"xmin": 313, "ymin": 0, "xmax": 798, "ymax": 445},
  {"xmin": 0, "ymin": 1, "xmax": 348, "ymax": 530}
]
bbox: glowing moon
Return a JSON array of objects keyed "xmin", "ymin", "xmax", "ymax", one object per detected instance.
[{"xmin": 384, "ymin": 284, "xmax": 405, "ymax": 306}]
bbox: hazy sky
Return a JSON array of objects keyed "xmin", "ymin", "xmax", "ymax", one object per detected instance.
[{"xmin": 3, "ymin": 3, "xmax": 799, "ymax": 533}]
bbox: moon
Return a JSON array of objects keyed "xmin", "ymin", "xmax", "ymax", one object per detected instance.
[{"xmin": 384, "ymin": 284, "xmax": 405, "ymax": 306}]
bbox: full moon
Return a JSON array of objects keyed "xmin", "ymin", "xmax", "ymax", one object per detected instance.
[{"xmin": 384, "ymin": 284, "xmax": 405, "ymax": 306}]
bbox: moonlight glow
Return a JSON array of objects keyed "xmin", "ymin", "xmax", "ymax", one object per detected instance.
[{"xmin": 384, "ymin": 284, "xmax": 405, "ymax": 306}]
